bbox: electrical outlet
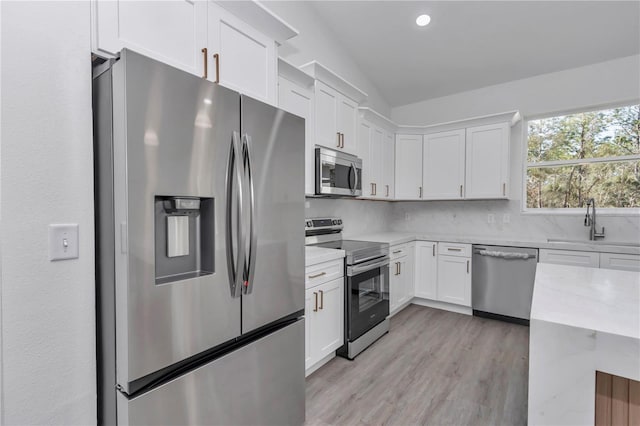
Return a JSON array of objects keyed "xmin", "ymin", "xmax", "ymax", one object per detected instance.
[
  {"xmin": 487, "ymin": 214, "xmax": 495, "ymax": 224},
  {"xmin": 503, "ymin": 214, "xmax": 510, "ymax": 224}
]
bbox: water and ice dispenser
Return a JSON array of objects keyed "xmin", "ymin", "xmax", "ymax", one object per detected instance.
[{"xmin": 154, "ymin": 196, "xmax": 214, "ymax": 285}]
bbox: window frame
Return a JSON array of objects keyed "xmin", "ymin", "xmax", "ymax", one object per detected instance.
[{"xmin": 521, "ymin": 102, "xmax": 640, "ymax": 216}]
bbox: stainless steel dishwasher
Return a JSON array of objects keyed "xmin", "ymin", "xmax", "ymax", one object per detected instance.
[{"xmin": 472, "ymin": 245, "xmax": 538, "ymax": 325}]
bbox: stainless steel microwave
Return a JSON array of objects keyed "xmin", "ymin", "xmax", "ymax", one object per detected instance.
[{"xmin": 315, "ymin": 146, "xmax": 363, "ymax": 197}]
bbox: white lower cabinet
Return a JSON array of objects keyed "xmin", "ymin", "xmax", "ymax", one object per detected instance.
[
  {"xmin": 414, "ymin": 241, "xmax": 438, "ymax": 299},
  {"xmin": 599, "ymin": 252, "xmax": 640, "ymax": 272},
  {"xmin": 539, "ymin": 249, "xmax": 600, "ymax": 268},
  {"xmin": 540, "ymin": 249, "xmax": 640, "ymax": 272},
  {"xmin": 389, "ymin": 244, "xmax": 414, "ymax": 315},
  {"xmin": 437, "ymin": 254, "xmax": 472, "ymax": 307},
  {"xmin": 305, "ymin": 259, "xmax": 344, "ymax": 375}
]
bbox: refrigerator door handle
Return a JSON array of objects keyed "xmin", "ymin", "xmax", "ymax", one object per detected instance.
[
  {"xmin": 242, "ymin": 134, "xmax": 258, "ymax": 295},
  {"xmin": 226, "ymin": 131, "xmax": 246, "ymax": 298}
]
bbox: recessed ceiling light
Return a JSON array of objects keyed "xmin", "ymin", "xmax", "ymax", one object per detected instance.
[{"xmin": 416, "ymin": 14, "xmax": 431, "ymax": 27}]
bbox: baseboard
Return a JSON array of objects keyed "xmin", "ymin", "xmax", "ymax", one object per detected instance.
[
  {"xmin": 411, "ymin": 297, "xmax": 472, "ymax": 315},
  {"xmin": 388, "ymin": 300, "xmax": 413, "ymax": 318},
  {"xmin": 305, "ymin": 352, "xmax": 336, "ymax": 377}
]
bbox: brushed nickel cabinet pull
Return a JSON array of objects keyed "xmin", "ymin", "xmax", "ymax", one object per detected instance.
[
  {"xmin": 399, "ymin": 262, "xmax": 402, "ymax": 275},
  {"xmin": 460, "ymin": 185, "xmax": 463, "ymax": 197},
  {"xmin": 319, "ymin": 290, "xmax": 324, "ymax": 310},
  {"xmin": 419, "ymin": 186, "xmax": 423, "ymax": 198},
  {"xmin": 336, "ymin": 132, "xmax": 341, "ymax": 148},
  {"xmin": 213, "ymin": 53, "xmax": 220, "ymax": 83},
  {"xmin": 308, "ymin": 272, "xmax": 326, "ymax": 279},
  {"xmin": 373, "ymin": 183, "xmax": 377, "ymax": 196},
  {"xmin": 341, "ymin": 133, "xmax": 345, "ymax": 148},
  {"xmin": 371, "ymin": 183, "xmax": 375, "ymax": 196},
  {"xmin": 386, "ymin": 185, "xmax": 389, "ymax": 197},
  {"xmin": 313, "ymin": 292, "xmax": 318, "ymax": 312},
  {"xmin": 392, "ymin": 250, "xmax": 402, "ymax": 254},
  {"xmin": 201, "ymin": 48, "xmax": 208, "ymax": 79},
  {"xmin": 467, "ymin": 260, "xmax": 470, "ymax": 273},
  {"xmin": 503, "ymin": 183, "xmax": 506, "ymax": 196},
  {"xmin": 395, "ymin": 262, "xmax": 400, "ymax": 275},
  {"xmin": 448, "ymin": 248, "xmax": 462, "ymax": 252},
  {"xmin": 432, "ymin": 244, "xmax": 435, "ymax": 256}
]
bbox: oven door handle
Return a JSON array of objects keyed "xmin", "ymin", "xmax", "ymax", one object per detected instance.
[{"xmin": 347, "ymin": 257, "xmax": 390, "ymax": 276}]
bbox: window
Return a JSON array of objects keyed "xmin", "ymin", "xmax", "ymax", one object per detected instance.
[{"xmin": 526, "ymin": 104, "xmax": 640, "ymax": 209}]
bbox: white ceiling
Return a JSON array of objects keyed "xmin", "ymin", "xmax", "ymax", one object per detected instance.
[{"xmin": 308, "ymin": 1, "xmax": 640, "ymax": 107}]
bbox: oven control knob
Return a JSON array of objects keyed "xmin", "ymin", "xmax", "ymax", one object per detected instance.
[
  {"xmin": 332, "ymin": 219, "xmax": 338, "ymax": 225},
  {"xmin": 338, "ymin": 219, "xmax": 342, "ymax": 225}
]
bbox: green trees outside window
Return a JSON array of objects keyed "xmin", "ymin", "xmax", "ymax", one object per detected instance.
[{"xmin": 526, "ymin": 105, "xmax": 640, "ymax": 209}]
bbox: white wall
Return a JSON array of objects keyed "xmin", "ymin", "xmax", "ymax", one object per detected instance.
[
  {"xmin": 306, "ymin": 198, "xmax": 394, "ymax": 238},
  {"xmin": 267, "ymin": 1, "xmax": 391, "ymax": 117},
  {"xmin": 388, "ymin": 55, "xmax": 640, "ymax": 244},
  {"xmin": 1, "ymin": 2, "xmax": 96, "ymax": 424}
]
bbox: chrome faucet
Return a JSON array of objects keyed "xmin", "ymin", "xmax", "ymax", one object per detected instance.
[{"xmin": 584, "ymin": 198, "xmax": 605, "ymax": 240}]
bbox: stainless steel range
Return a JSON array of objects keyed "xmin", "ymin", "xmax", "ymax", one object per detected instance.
[{"xmin": 305, "ymin": 218, "xmax": 390, "ymax": 359}]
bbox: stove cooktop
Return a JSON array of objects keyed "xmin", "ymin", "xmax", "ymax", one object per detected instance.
[{"xmin": 313, "ymin": 239, "xmax": 389, "ymax": 265}]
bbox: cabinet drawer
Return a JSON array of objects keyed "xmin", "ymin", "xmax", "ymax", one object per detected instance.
[
  {"xmin": 438, "ymin": 242, "xmax": 471, "ymax": 258},
  {"xmin": 600, "ymin": 252, "xmax": 640, "ymax": 272},
  {"xmin": 305, "ymin": 258, "xmax": 344, "ymax": 289},
  {"xmin": 390, "ymin": 243, "xmax": 410, "ymax": 260},
  {"xmin": 539, "ymin": 249, "xmax": 599, "ymax": 268}
]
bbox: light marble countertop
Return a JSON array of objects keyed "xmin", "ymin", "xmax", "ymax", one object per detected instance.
[
  {"xmin": 305, "ymin": 246, "xmax": 345, "ymax": 267},
  {"xmin": 351, "ymin": 231, "xmax": 640, "ymax": 255},
  {"xmin": 528, "ymin": 263, "xmax": 640, "ymax": 425}
]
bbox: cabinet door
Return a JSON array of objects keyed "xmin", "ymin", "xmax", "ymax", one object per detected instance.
[
  {"xmin": 337, "ymin": 95, "xmax": 358, "ymax": 154},
  {"xmin": 92, "ymin": 0, "xmax": 207, "ymax": 76},
  {"xmin": 414, "ymin": 241, "xmax": 438, "ymax": 300},
  {"xmin": 304, "ymin": 288, "xmax": 316, "ymax": 369},
  {"xmin": 437, "ymin": 256, "xmax": 471, "ymax": 306},
  {"xmin": 315, "ymin": 81, "xmax": 340, "ymax": 149},
  {"xmin": 358, "ymin": 121, "xmax": 373, "ymax": 197},
  {"xmin": 400, "ymin": 247, "xmax": 415, "ymax": 305},
  {"xmin": 539, "ymin": 249, "xmax": 599, "ymax": 268},
  {"xmin": 370, "ymin": 127, "xmax": 384, "ymax": 198},
  {"xmin": 599, "ymin": 253, "xmax": 640, "ymax": 272},
  {"xmin": 314, "ymin": 278, "xmax": 344, "ymax": 361},
  {"xmin": 389, "ymin": 260, "xmax": 402, "ymax": 313},
  {"xmin": 278, "ymin": 77, "xmax": 314, "ymax": 195},
  {"xmin": 382, "ymin": 132, "xmax": 395, "ymax": 199},
  {"xmin": 465, "ymin": 123, "xmax": 510, "ymax": 199},
  {"xmin": 208, "ymin": 1, "xmax": 276, "ymax": 104},
  {"xmin": 395, "ymin": 134, "xmax": 423, "ymax": 200},
  {"xmin": 423, "ymin": 130, "xmax": 466, "ymax": 199}
]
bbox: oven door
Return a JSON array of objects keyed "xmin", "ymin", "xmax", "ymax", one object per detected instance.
[
  {"xmin": 315, "ymin": 147, "xmax": 362, "ymax": 197},
  {"xmin": 346, "ymin": 257, "xmax": 390, "ymax": 341}
]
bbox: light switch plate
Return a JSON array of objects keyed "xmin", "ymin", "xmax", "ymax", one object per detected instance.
[{"xmin": 49, "ymin": 224, "xmax": 79, "ymax": 261}]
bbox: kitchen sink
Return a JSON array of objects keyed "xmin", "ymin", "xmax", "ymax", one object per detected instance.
[{"xmin": 546, "ymin": 238, "xmax": 640, "ymax": 248}]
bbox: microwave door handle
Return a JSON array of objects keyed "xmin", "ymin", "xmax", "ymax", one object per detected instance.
[
  {"xmin": 242, "ymin": 134, "xmax": 258, "ymax": 295},
  {"xmin": 350, "ymin": 162, "xmax": 358, "ymax": 194},
  {"xmin": 226, "ymin": 131, "xmax": 246, "ymax": 298}
]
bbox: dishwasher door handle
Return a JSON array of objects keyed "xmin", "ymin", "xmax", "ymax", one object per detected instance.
[{"xmin": 474, "ymin": 249, "xmax": 535, "ymax": 260}]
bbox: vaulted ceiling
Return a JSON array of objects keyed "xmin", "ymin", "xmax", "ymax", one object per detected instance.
[{"xmin": 308, "ymin": 1, "xmax": 640, "ymax": 107}]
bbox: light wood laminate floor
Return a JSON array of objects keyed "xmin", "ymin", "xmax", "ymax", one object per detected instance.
[{"xmin": 305, "ymin": 304, "xmax": 529, "ymax": 425}]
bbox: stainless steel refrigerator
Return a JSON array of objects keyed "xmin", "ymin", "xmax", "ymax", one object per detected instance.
[{"xmin": 93, "ymin": 49, "xmax": 305, "ymax": 425}]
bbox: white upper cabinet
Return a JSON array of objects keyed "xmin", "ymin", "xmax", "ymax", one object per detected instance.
[
  {"xmin": 301, "ymin": 62, "xmax": 368, "ymax": 156},
  {"xmin": 92, "ymin": 0, "xmax": 297, "ymax": 106},
  {"xmin": 395, "ymin": 134, "xmax": 423, "ymax": 200},
  {"xmin": 91, "ymin": 0, "xmax": 208, "ymax": 77},
  {"xmin": 465, "ymin": 123, "xmax": 510, "ymax": 199},
  {"xmin": 277, "ymin": 58, "xmax": 315, "ymax": 195},
  {"xmin": 358, "ymin": 109, "xmax": 396, "ymax": 200},
  {"xmin": 315, "ymin": 81, "xmax": 341, "ymax": 150},
  {"xmin": 208, "ymin": 1, "xmax": 276, "ymax": 103},
  {"xmin": 423, "ymin": 129, "xmax": 466, "ymax": 200},
  {"xmin": 383, "ymin": 132, "xmax": 395, "ymax": 199}
]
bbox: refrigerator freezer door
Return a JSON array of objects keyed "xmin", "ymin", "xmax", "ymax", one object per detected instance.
[
  {"xmin": 117, "ymin": 319, "xmax": 305, "ymax": 426},
  {"xmin": 112, "ymin": 50, "xmax": 242, "ymax": 387},
  {"xmin": 239, "ymin": 96, "xmax": 305, "ymax": 334}
]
